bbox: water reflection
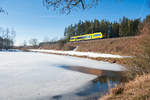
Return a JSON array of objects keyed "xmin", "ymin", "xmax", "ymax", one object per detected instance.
[
  {"xmin": 48, "ymin": 65, "xmax": 124, "ymax": 100},
  {"xmin": 50, "ymin": 77, "xmax": 119, "ymax": 100}
]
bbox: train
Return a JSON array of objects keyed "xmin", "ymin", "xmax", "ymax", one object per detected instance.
[{"xmin": 69, "ymin": 32, "xmax": 104, "ymax": 42}]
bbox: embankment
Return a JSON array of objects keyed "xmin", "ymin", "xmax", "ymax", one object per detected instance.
[{"xmin": 39, "ymin": 36, "xmax": 140, "ymax": 56}]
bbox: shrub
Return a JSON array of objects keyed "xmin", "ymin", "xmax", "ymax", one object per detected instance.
[{"xmin": 58, "ymin": 39, "xmax": 66, "ymax": 50}]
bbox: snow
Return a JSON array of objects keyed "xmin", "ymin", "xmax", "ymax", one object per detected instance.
[
  {"xmin": 30, "ymin": 49, "xmax": 131, "ymax": 58},
  {"xmin": 0, "ymin": 51, "xmax": 125, "ymax": 100}
]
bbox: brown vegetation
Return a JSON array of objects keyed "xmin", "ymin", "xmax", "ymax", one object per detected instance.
[
  {"xmin": 69, "ymin": 36, "xmax": 140, "ymax": 56},
  {"xmin": 99, "ymin": 18, "xmax": 150, "ymax": 100},
  {"xmin": 100, "ymin": 73, "xmax": 150, "ymax": 100},
  {"xmin": 39, "ymin": 36, "xmax": 140, "ymax": 56}
]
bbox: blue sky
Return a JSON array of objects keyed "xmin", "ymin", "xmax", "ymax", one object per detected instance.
[{"xmin": 0, "ymin": 0, "xmax": 150, "ymax": 46}]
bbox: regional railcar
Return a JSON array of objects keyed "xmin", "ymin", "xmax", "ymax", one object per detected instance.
[{"xmin": 70, "ymin": 32, "xmax": 103, "ymax": 42}]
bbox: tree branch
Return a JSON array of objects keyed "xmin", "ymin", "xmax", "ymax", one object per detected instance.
[{"xmin": 0, "ymin": 7, "xmax": 8, "ymax": 15}]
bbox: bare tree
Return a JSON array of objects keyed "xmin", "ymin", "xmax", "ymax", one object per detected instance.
[
  {"xmin": 5, "ymin": 28, "xmax": 10, "ymax": 50},
  {"xmin": 4, "ymin": 28, "xmax": 15, "ymax": 49},
  {"xmin": 0, "ymin": 28, "xmax": 3, "ymax": 49},
  {"xmin": 43, "ymin": 0, "xmax": 100, "ymax": 14},
  {"xmin": 0, "ymin": 7, "xmax": 8, "ymax": 15},
  {"xmin": 0, "ymin": 27, "xmax": 5, "ymax": 49},
  {"xmin": 23, "ymin": 40, "xmax": 27, "ymax": 47},
  {"xmin": 43, "ymin": 0, "xmax": 150, "ymax": 14},
  {"xmin": 0, "ymin": 7, "xmax": 5, "ymax": 13},
  {"xmin": 29, "ymin": 38, "xmax": 38, "ymax": 47},
  {"xmin": 0, "ymin": 27, "xmax": 15, "ymax": 50}
]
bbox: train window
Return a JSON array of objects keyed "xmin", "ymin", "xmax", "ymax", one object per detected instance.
[
  {"xmin": 93, "ymin": 34, "xmax": 101, "ymax": 37},
  {"xmin": 77, "ymin": 36, "xmax": 84, "ymax": 39},
  {"xmin": 77, "ymin": 36, "xmax": 90, "ymax": 39},
  {"xmin": 84, "ymin": 36, "xmax": 90, "ymax": 38}
]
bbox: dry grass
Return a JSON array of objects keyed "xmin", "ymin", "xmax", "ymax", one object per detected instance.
[
  {"xmin": 70, "ymin": 36, "xmax": 139, "ymax": 56},
  {"xmin": 38, "ymin": 36, "xmax": 140, "ymax": 56},
  {"xmin": 125, "ymin": 23, "xmax": 150, "ymax": 79},
  {"xmin": 99, "ymin": 20, "xmax": 150, "ymax": 100},
  {"xmin": 100, "ymin": 73, "xmax": 150, "ymax": 100}
]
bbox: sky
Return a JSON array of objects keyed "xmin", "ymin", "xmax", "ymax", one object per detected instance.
[{"xmin": 0, "ymin": 0, "xmax": 150, "ymax": 46}]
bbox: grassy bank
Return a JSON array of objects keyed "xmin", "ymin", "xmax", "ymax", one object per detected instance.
[
  {"xmin": 99, "ymin": 18, "xmax": 150, "ymax": 100},
  {"xmin": 39, "ymin": 36, "xmax": 139, "ymax": 56},
  {"xmin": 100, "ymin": 73, "xmax": 150, "ymax": 100}
]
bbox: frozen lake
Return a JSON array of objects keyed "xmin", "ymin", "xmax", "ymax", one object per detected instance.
[{"xmin": 0, "ymin": 51, "xmax": 125, "ymax": 100}]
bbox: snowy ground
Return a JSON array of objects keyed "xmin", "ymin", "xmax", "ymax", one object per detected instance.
[
  {"xmin": 30, "ymin": 49, "xmax": 131, "ymax": 58},
  {"xmin": 0, "ymin": 51, "xmax": 125, "ymax": 100}
]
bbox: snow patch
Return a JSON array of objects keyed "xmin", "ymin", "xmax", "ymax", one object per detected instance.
[{"xmin": 30, "ymin": 49, "xmax": 131, "ymax": 58}]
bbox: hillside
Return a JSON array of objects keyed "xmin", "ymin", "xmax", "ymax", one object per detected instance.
[
  {"xmin": 99, "ymin": 16, "xmax": 150, "ymax": 100},
  {"xmin": 39, "ymin": 36, "xmax": 139, "ymax": 56}
]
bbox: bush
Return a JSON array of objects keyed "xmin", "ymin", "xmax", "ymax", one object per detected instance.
[
  {"xmin": 58, "ymin": 39, "xmax": 66, "ymax": 50},
  {"xmin": 64, "ymin": 45, "xmax": 76, "ymax": 51},
  {"xmin": 127, "ymin": 20, "xmax": 150, "ymax": 79}
]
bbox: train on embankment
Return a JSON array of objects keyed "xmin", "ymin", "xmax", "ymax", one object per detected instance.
[{"xmin": 69, "ymin": 32, "xmax": 104, "ymax": 42}]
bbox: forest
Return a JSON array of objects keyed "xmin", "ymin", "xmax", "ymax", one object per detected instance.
[{"xmin": 64, "ymin": 16, "xmax": 141, "ymax": 41}]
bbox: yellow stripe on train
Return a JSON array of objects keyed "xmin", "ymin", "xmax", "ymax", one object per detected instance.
[{"xmin": 70, "ymin": 32, "xmax": 103, "ymax": 42}]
